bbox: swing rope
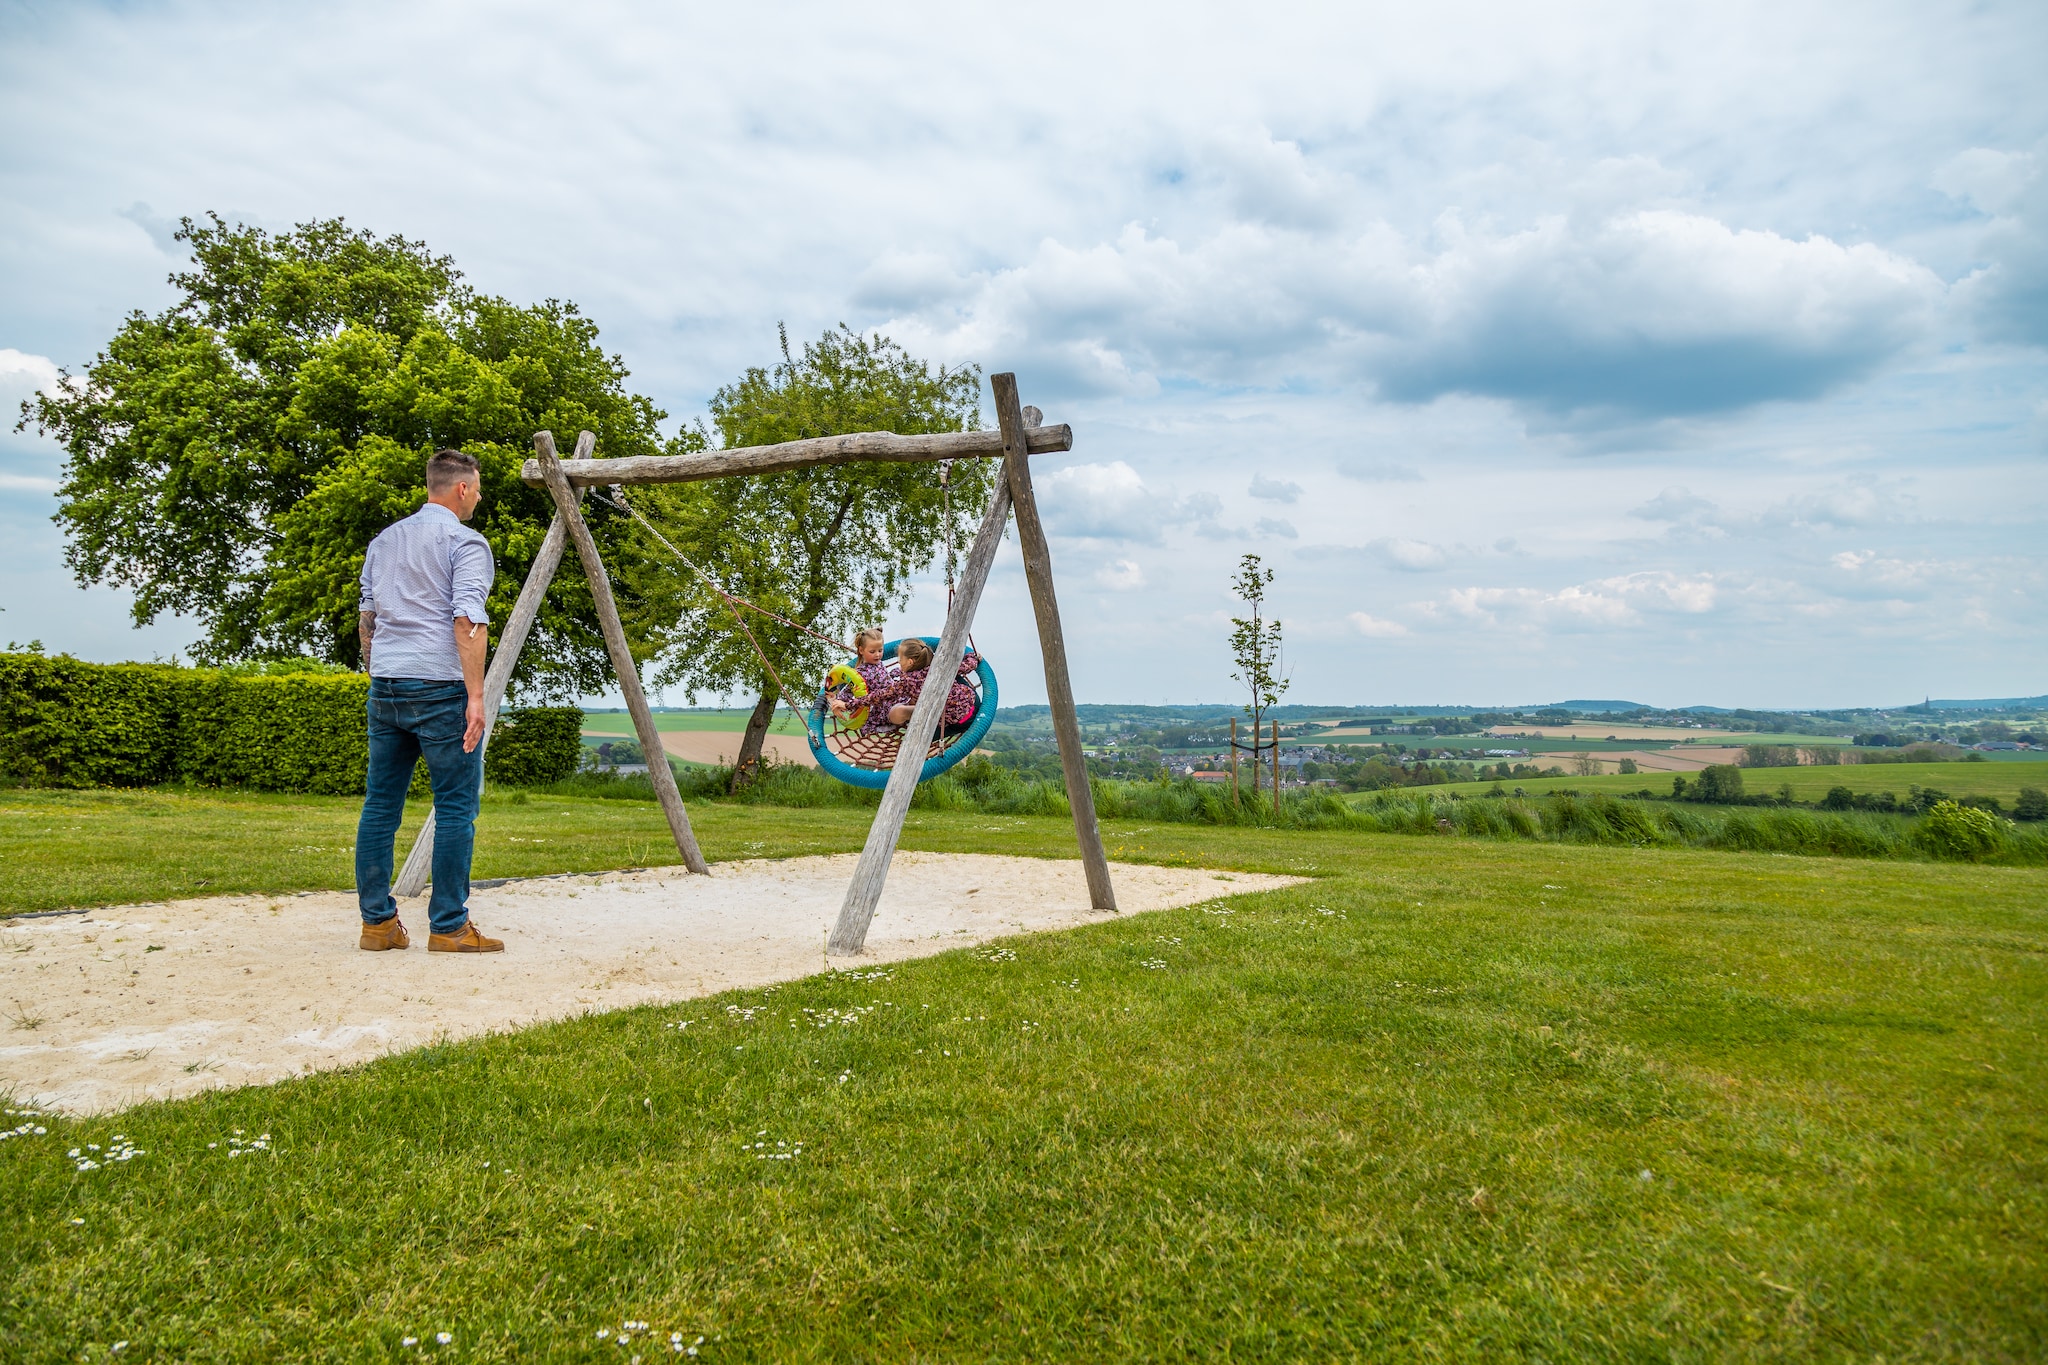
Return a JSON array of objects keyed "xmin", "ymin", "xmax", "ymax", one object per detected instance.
[{"xmin": 590, "ymin": 487, "xmax": 830, "ymax": 718}]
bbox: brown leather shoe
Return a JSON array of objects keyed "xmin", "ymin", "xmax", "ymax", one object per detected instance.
[
  {"xmin": 428, "ymin": 921, "xmax": 504, "ymax": 953},
  {"xmin": 359, "ymin": 917, "xmax": 411, "ymax": 951}
]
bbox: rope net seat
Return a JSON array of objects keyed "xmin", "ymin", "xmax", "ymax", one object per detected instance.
[{"xmin": 804, "ymin": 637, "xmax": 999, "ymax": 789}]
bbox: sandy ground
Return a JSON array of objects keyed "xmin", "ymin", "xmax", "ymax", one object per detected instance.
[
  {"xmin": 0, "ymin": 854, "xmax": 1299, "ymax": 1115},
  {"xmin": 584, "ymin": 728, "xmax": 820, "ymax": 768},
  {"xmin": 658, "ymin": 731, "xmax": 819, "ymax": 768}
]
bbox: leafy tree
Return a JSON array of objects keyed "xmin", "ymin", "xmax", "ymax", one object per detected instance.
[
  {"xmin": 613, "ymin": 325, "xmax": 989, "ymax": 789},
  {"xmin": 1228, "ymin": 554, "xmax": 1288, "ymax": 797},
  {"xmin": 1694, "ymin": 764, "xmax": 1745, "ymax": 803},
  {"xmin": 17, "ymin": 213, "xmax": 669, "ymax": 695}
]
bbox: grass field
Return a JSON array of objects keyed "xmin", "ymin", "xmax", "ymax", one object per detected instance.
[
  {"xmin": 1, "ymin": 789, "xmax": 2044, "ymax": 1359},
  {"xmin": 1426, "ymin": 760, "xmax": 2048, "ymax": 805},
  {"xmin": 579, "ymin": 709, "xmax": 809, "ymax": 737}
]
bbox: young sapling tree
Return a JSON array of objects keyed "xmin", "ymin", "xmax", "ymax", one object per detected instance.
[{"xmin": 1228, "ymin": 553, "xmax": 1288, "ymax": 798}]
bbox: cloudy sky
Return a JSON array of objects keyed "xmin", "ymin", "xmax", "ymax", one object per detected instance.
[{"xmin": 3, "ymin": 0, "xmax": 2043, "ymax": 709}]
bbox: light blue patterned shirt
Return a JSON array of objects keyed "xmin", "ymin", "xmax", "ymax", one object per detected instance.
[{"xmin": 358, "ymin": 503, "xmax": 495, "ymax": 682}]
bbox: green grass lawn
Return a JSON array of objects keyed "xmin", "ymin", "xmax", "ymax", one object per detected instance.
[
  {"xmin": 2, "ymin": 790, "xmax": 2044, "ymax": 1359},
  {"xmin": 580, "ymin": 709, "xmax": 809, "ymax": 737},
  {"xmin": 1424, "ymin": 760, "xmax": 2047, "ymax": 805}
]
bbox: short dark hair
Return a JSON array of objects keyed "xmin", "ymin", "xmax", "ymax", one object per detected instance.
[{"xmin": 426, "ymin": 448, "xmax": 480, "ymax": 493}]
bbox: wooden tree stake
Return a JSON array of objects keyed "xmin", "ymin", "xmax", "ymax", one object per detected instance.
[
  {"xmin": 1231, "ymin": 717, "xmax": 1240, "ymax": 809},
  {"xmin": 1272, "ymin": 718, "xmax": 1281, "ymax": 817},
  {"xmin": 828, "ymin": 445, "xmax": 1015, "ymax": 955},
  {"xmin": 535, "ymin": 429, "xmax": 710, "ymax": 875},
  {"xmin": 394, "ymin": 434, "xmax": 590, "ymax": 899},
  {"xmin": 994, "ymin": 373, "xmax": 1117, "ymax": 912}
]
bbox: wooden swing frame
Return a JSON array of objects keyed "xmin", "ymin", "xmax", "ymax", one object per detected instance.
[{"xmin": 391, "ymin": 373, "xmax": 1115, "ymax": 955}]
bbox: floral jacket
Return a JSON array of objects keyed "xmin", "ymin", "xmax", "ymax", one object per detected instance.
[{"xmin": 863, "ymin": 651, "xmax": 979, "ymax": 727}]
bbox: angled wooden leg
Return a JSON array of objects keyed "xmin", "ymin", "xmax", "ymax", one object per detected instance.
[
  {"xmin": 828, "ymin": 450, "xmax": 1015, "ymax": 955},
  {"xmin": 534, "ymin": 430, "xmax": 710, "ymax": 875},
  {"xmin": 993, "ymin": 374, "xmax": 1117, "ymax": 912},
  {"xmin": 392, "ymin": 440, "xmax": 590, "ymax": 897}
]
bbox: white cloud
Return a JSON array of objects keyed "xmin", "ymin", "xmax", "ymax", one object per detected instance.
[
  {"xmin": 1349, "ymin": 612, "xmax": 1409, "ymax": 639},
  {"xmin": 1372, "ymin": 538, "xmax": 1450, "ymax": 572},
  {"xmin": 1254, "ymin": 517, "xmax": 1297, "ymax": 540},
  {"xmin": 1374, "ymin": 210, "xmax": 1943, "ymax": 414},
  {"xmin": 0, "ymin": 349, "xmax": 63, "ymax": 395},
  {"xmin": 1338, "ymin": 459, "xmax": 1422, "ymax": 483},
  {"xmin": 1631, "ymin": 486, "xmax": 1717, "ymax": 522},
  {"xmin": 1093, "ymin": 558, "xmax": 1147, "ymax": 590},
  {"xmin": 889, "ymin": 207, "xmax": 1942, "ymax": 417},
  {"xmin": 1437, "ymin": 572, "xmax": 1720, "ymax": 630},
  {"xmin": 1034, "ymin": 461, "xmax": 1225, "ymax": 543},
  {"xmin": 1947, "ymin": 143, "xmax": 2048, "ymax": 348},
  {"xmin": 1765, "ymin": 478, "xmax": 1915, "ymax": 529},
  {"xmin": 1247, "ymin": 472, "xmax": 1299, "ymax": 502}
]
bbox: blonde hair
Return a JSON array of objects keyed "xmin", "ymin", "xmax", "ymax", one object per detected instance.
[
  {"xmin": 853, "ymin": 627, "xmax": 885, "ymax": 653},
  {"xmin": 896, "ymin": 638, "xmax": 934, "ymax": 671}
]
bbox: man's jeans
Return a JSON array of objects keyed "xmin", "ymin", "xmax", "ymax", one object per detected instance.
[{"xmin": 356, "ymin": 678, "xmax": 481, "ymax": 936}]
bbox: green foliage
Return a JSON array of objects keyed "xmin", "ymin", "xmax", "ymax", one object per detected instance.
[
  {"xmin": 1693, "ymin": 763, "xmax": 1745, "ymax": 803},
  {"xmin": 1226, "ymin": 553, "xmax": 1287, "ymax": 803},
  {"xmin": 615, "ymin": 325, "xmax": 989, "ymax": 779},
  {"xmin": 2017, "ymin": 787, "xmax": 2048, "ymax": 822},
  {"xmin": 1915, "ymin": 799, "xmax": 2007, "ymax": 862},
  {"xmin": 1228, "ymin": 553, "xmax": 1287, "ymax": 726},
  {"xmin": 16, "ymin": 213, "xmax": 668, "ymax": 695},
  {"xmin": 481, "ymin": 708, "xmax": 583, "ymax": 788},
  {"xmin": 0, "ymin": 652, "xmax": 572, "ymax": 795}
]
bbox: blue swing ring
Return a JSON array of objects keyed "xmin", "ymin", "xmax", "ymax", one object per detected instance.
[{"xmin": 805, "ymin": 637, "xmax": 998, "ymax": 789}]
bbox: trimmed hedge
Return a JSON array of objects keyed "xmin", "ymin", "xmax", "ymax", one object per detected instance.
[
  {"xmin": 482, "ymin": 707, "xmax": 585, "ymax": 788},
  {"xmin": 0, "ymin": 653, "xmax": 580, "ymax": 793}
]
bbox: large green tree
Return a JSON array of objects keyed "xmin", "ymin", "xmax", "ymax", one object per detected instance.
[
  {"xmin": 17, "ymin": 213, "xmax": 671, "ymax": 696},
  {"xmin": 614, "ymin": 325, "xmax": 992, "ymax": 787}
]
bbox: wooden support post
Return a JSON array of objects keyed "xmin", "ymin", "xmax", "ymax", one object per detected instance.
[
  {"xmin": 393, "ymin": 434, "xmax": 591, "ymax": 899},
  {"xmin": 534, "ymin": 429, "xmax": 710, "ymax": 876},
  {"xmin": 1230, "ymin": 717, "xmax": 1240, "ymax": 809},
  {"xmin": 1272, "ymin": 719, "xmax": 1282, "ymax": 816},
  {"xmin": 994, "ymin": 373, "xmax": 1117, "ymax": 912},
  {"xmin": 828, "ymin": 447, "xmax": 1016, "ymax": 955}
]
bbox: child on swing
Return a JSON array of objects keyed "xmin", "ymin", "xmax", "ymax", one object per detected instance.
[
  {"xmin": 826, "ymin": 627, "xmax": 890, "ymax": 727},
  {"xmin": 830, "ymin": 633, "xmax": 978, "ymax": 737}
]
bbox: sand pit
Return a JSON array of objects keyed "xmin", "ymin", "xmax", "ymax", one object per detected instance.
[{"xmin": 0, "ymin": 854, "xmax": 1300, "ymax": 1115}]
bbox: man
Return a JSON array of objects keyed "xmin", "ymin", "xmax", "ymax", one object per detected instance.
[{"xmin": 354, "ymin": 448, "xmax": 504, "ymax": 953}]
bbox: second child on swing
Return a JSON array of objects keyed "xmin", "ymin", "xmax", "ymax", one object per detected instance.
[{"xmin": 830, "ymin": 634, "xmax": 978, "ymax": 737}]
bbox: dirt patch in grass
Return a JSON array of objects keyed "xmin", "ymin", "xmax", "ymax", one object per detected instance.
[{"xmin": 0, "ymin": 853, "xmax": 1297, "ymax": 1114}]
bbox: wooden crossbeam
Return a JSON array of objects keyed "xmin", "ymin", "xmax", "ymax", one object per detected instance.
[{"xmin": 518, "ymin": 423, "xmax": 1072, "ymax": 489}]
